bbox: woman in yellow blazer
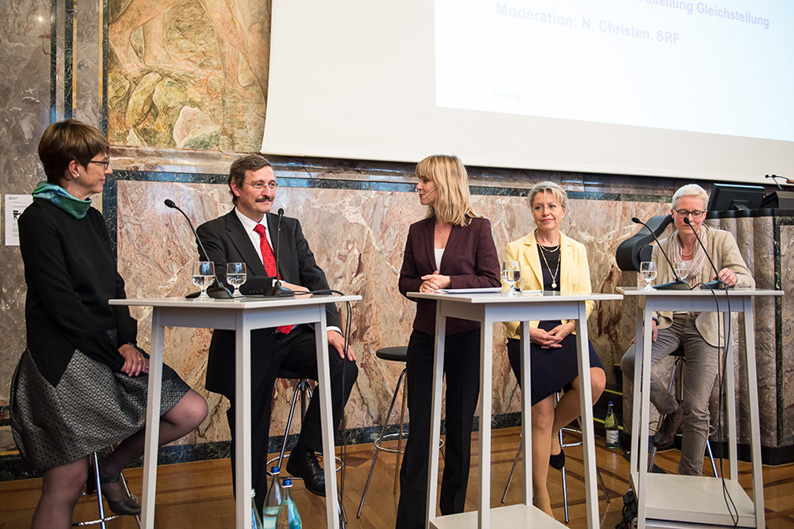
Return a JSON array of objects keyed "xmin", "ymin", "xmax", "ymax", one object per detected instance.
[{"xmin": 503, "ymin": 181, "xmax": 606, "ymax": 518}]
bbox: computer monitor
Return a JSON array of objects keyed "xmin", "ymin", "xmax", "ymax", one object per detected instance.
[{"xmin": 707, "ymin": 183, "xmax": 766, "ymax": 211}]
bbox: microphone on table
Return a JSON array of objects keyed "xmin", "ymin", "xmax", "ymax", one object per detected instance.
[
  {"xmin": 683, "ymin": 217, "xmax": 727, "ymax": 290},
  {"xmin": 631, "ymin": 217, "xmax": 690, "ymax": 290},
  {"xmin": 164, "ymin": 199, "xmax": 232, "ymax": 299},
  {"xmin": 263, "ymin": 208, "xmax": 294, "ymax": 297}
]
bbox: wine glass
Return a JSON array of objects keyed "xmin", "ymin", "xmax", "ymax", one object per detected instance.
[
  {"xmin": 226, "ymin": 262, "xmax": 247, "ymax": 297},
  {"xmin": 673, "ymin": 260, "xmax": 689, "ymax": 281},
  {"xmin": 640, "ymin": 261, "xmax": 657, "ymax": 291},
  {"xmin": 192, "ymin": 261, "xmax": 216, "ymax": 300},
  {"xmin": 502, "ymin": 260, "xmax": 521, "ymax": 295}
]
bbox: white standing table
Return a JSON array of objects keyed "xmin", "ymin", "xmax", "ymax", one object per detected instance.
[
  {"xmin": 408, "ymin": 291, "xmax": 622, "ymax": 529},
  {"xmin": 618, "ymin": 287, "xmax": 783, "ymax": 529},
  {"xmin": 110, "ymin": 294, "xmax": 360, "ymax": 529}
]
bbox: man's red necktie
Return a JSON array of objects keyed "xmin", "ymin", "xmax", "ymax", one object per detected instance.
[{"xmin": 253, "ymin": 224, "xmax": 292, "ymax": 334}]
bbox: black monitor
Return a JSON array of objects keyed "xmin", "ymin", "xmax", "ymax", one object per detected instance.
[{"xmin": 707, "ymin": 183, "xmax": 766, "ymax": 211}]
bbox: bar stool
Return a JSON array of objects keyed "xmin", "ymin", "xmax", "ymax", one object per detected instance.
[
  {"xmin": 500, "ymin": 393, "xmax": 610, "ymax": 524},
  {"xmin": 267, "ymin": 370, "xmax": 314, "ymax": 472},
  {"xmin": 357, "ymin": 346, "xmax": 409, "ymax": 518},
  {"xmin": 648, "ymin": 348, "xmax": 719, "ymax": 476},
  {"xmin": 73, "ymin": 451, "xmax": 140, "ymax": 528}
]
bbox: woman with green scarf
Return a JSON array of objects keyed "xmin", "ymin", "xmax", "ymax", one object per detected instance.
[{"xmin": 10, "ymin": 119, "xmax": 207, "ymax": 529}]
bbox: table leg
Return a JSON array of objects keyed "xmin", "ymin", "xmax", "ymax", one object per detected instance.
[
  {"xmin": 313, "ymin": 309, "xmax": 340, "ymax": 529},
  {"xmin": 478, "ymin": 321, "xmax": 493, "ymax": 529},
  {"xmin": 742, "ymin": 300, "xmax": 765, "ymax": 528},
  {"xmin": 427, "ymin": 311, "xmax": 447, "ymax": 529},
  {"xmin": 519, "ymin": 321, "xmax": 532, "ymax": 507},
  {"xmin": 235, "ymin": 313, "xmax": 253, "ymax": 529},
  {"xmin": 141, "ymin": 309, "xmax": 165, "ymax": 529},
  {"xmin": 575, "ymin": 303, "xmax": 597, "ymax": 529},
  {"xmin": 636, "ymin": 301, "xmax": 654, "ymax": 529}
]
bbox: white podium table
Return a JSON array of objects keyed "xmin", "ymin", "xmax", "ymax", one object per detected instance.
[
  {"xmin": 110, "ymin": 294, "xmax": 360, "ymax": 529},
  {"xmin": 408, "ymin": 291, "xmax": 622, "ymax": 529},
  {"xmin": 617, "ymin": 287, "xmax": 783, "ymax": 529}
]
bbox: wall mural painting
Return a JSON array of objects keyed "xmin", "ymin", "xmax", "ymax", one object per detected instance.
[{"xmin": 107, "ymin": 0, "xmax": 270, "ymax": 151}]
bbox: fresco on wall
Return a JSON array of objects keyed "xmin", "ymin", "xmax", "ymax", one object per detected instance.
[{"xmin": 107, "ymin": 0, "xmax": 269, "ymax": 151}]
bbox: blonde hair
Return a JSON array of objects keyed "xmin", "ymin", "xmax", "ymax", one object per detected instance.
[
  {"xmin": 528, "ymin": 181, "xmax": 568, "ymax": 210},
  {"xmin": 671, "ymin": 183, "xmax": 708, "ymax": 210},
  {"xmin": 416, "ymin": 155, "xmax": 480, "ymax": 226}
]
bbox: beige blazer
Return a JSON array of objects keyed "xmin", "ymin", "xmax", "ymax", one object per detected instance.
[
  {"xmin": 503, "ymin": 231, "xmax": 593, "ymax": 340},
  {"xmin": 652, "ymin": 228, "xmax": 754, "ymax": 347}
]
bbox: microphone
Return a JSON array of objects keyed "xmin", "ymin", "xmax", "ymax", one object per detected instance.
[
  {"xmin": 631, "ymin": 217, "xmax": 689, "ymax": 290},
  {"xmin": 263, "ymin": 207, "xmax": 294, "ymax": 297},
  {"xmin": 164, "ymin": 199, "xmax": 232, "ymax": 299},
  {"xmin": 683, "ymin": 217, "xmax": 726, "ymax": 290}
]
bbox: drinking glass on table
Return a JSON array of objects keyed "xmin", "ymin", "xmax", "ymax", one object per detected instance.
[
  {"xmin": 673, "ymin": 260, "xmax": 689, "ymax": 281},
  {"xmin": 226, "ymin": 262, "xmax": 247, "ymax": 297},
  {"xmin": 640, "ymin": 261, "xmax": 657, "ymax": 291},
  {"xmin": 192, "ymin": 261, "xmax": 215, "ymax": 300},
  {"xmin": 502, "ymin": 260, "xmax": 521, "ymax": 295}
]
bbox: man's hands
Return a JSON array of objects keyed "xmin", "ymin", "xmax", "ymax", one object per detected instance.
[{"xmin": 328, "ymin": 330, "xmax": 356, "ymax": 361}]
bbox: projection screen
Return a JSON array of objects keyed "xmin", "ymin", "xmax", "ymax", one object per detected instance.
[{"xmin": 262, "ymin": 0, "xmax": 794, "ymax": 183}]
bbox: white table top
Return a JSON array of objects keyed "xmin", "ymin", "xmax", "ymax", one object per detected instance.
[
  {"xmin": 110, "ymin": 294, "xmax": 361, "ymax": 309},
  {"xmin": 409, "ymin": 291, "xmax": 623, "ymax": 303},
  {"xmin": 617, "ymin": 286, "xmax": 782, "ymax": 297}
]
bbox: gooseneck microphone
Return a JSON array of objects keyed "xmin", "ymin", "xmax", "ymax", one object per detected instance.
[
  {"xmin": 164, "ymin": 199, "xmax": 232, "ymax": 299},
  {"xmin": 683, "ymin": 217, "xmax": 726, "ymax": 290},
  {"xmin": 264, "ymin": 208, "xmax": 294, "ymax": 297},
  {"xmin": 631, "ymin": 217, "xmax": 690, "ymax": 290}
]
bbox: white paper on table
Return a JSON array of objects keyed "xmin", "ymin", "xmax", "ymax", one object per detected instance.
[
  {"xmin": 4, "ymin": 194, "xmax": 33, "ymax": 246},
  {"xmin": 435, "ymin": 287, "xmax": 502, "ymax": 294}
]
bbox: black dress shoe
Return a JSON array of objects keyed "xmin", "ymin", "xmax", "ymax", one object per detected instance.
[
  {"xmin": 99, "ymin": 474, "xmax": 142, "ymax": 516},
  {"xmin": 653, "ymin": 406, "xmax": 684, "ymax": 449},
  {"xmin": 286, "ymin": 448, "xmax": 326, "ymax": 497},
  {"xmin": 549, "ymin": 448, "xmax": 565, "ymax": 470}
]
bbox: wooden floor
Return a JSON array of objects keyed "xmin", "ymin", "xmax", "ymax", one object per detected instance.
[{"xmin": 1, "ymin": 427, "xmax": 793, "ymax": 528}]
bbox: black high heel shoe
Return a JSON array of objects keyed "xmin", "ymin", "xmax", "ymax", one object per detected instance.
[
  {"xmin": 549, "ymin": 447, "xmax": 565, "ymax": 470},
  {"xmin": 99, "ymin": 474, "xmax": 142, "ymax": 515}
]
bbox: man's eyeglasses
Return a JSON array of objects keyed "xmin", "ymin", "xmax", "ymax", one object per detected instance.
[
  {"xmin": 245, "ymin": 181, "xmax": 280, "ymax": 190},
  {"xmin": 674, "ymin": 209, "xmax": 705, "ymax": 219},
  {"xmin": 88, "ymin": 158, "xmax": 110, "ymax": 170}
]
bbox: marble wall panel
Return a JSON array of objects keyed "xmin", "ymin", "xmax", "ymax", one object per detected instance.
[
  {"xmin": 781, "ymin": 222, "xmax": 794, "ymax": 447},
  {"xmin": 0, "ymin": 0, "xmax": 54, "ymax": 405}
]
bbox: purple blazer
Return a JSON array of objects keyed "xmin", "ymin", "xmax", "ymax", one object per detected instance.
[{"xmin": 399, "ymin": 216, "xmax": 500, "ymax": 335}]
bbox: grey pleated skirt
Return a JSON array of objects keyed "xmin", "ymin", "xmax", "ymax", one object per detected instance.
[{"xmin": 10, "ymin": 349, "xmax": 190, "ymax": 473}]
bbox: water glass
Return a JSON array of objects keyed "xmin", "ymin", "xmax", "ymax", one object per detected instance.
[
  {"xmin": 673, "ymin": 260, "xmax": 689, "ymax": 281},
  {"xmin": 640, "ymin": 261, "xmax": 657, "ymax": 290},
  {"xmin": 502, "ymin": 260, "xmax": 521, "ymax": 295},
  {"xmin": 192, "ymin": 261, "xmax": 216, "ymax": 300},
  {"xmin": 226, "ymin": 262, "xmax": 247, "ymax": 297}
]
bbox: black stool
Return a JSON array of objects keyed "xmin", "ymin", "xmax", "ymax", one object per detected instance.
[
  {"xmin": 357, "ymin": 346, "xmax": 409, "ymax": 518},
  {"xmin": 73, "ymin": 451, "xmax": 140, "ymax": 528},
  {"xmin": 500, "ymin": 392, "xmax": 610, "ymax": 524}
]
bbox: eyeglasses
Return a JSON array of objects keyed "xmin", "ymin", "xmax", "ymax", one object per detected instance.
[
  {"xmin": 244, "ymin": 181, "xmax": 279, "ymax": 190},
  {"xmin": 88, "ymin": 158, "xmax": 110, "ymax": 170},
  {"xmin": 674, "ymin": 209, "xmax": 706, "ymax": 219}
]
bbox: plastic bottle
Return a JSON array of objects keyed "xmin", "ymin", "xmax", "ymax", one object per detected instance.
[
  {"xmin": 251, "ymin": 489, "xmax": 263, "ymax": 529},
  {"xmin": 605, "ymin": 401, "xmax": 619, "ymax": 449},
  {"xmin": 275, "ymin": 478, "xmax": 302, "ymax": 529},
  {"xmin": 262, "ymin": 467, "xmax": 284, "ymax": 529}
]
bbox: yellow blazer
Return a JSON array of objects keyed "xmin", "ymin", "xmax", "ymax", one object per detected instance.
[{"xmin": 503, "ymin": 231, "xmax": 593, "ymax": 340}]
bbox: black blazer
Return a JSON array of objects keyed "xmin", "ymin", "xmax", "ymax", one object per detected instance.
[
  {"xmin": 398, "ymin": 216, "xmax": 500, "ymax": 336},
  {"xmin": 197, "ymin": 209, "xmax": 341, "ymax": 397}
]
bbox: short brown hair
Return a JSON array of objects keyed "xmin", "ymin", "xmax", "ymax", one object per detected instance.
[
  {"xmin": 38, "ymin": 119, "xmax": 109, "ymax": 184},
  {"xmin": 228, "ymin": 154, "xmax": 272, "ymax": 204}
]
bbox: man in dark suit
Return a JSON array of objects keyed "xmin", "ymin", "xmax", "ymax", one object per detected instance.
[{"xmin": 196, "ymin": 154, "xmax": 358, "ymax": 509}]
